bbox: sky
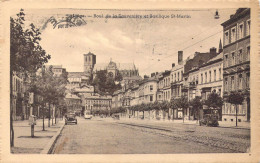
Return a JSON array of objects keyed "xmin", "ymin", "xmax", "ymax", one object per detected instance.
[{"xmin": 17, "ymin": 8, "xmax": 237, "ymax": 77}]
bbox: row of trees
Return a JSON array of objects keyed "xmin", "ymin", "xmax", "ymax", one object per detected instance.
[
  {"xmin": 10, "ymin": 9, "xmax": 68, "ymax": 146},
  {"xmin": 110, "ymin": 91, "xmax": 245, "ymax": 126}
]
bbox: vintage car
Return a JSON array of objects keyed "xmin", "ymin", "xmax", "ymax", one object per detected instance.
[
  {"xmin": 199, "ymin": 114, "xmax": 219, "ymax": 127},
  {"xmin": 112, "ymin": 114, "xmax": 120, "ymax": 120},
  {"xmin": 65, "ymin": 113, "xmax": 77, "ymax": 125}
]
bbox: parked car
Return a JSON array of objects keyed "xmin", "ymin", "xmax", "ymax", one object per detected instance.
[
  {"xmin": 65, "ymin": 113, "xmax": 77, "ymax": 125},
  {"xmin": 199, "ymin": 114, "xmax": 219, "ymax": 127},
  {"xmin": 112, "ymin": 115, "xmax": 120, "ymax": 120}
]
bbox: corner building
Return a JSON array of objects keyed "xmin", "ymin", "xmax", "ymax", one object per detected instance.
[{"xmin": 221, "ymin": 8, "xmax": 250, "ymax": 122}]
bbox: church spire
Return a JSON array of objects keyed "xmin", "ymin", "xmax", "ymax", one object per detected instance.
[{"xmin": 219, "ymin": 38, "xmax": 223, "ymax": 53}]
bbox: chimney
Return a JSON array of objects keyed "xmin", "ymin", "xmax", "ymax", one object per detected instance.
[
  {"xmin": 210, "ymin": 47, "xmax": 216, "ymax": 54},
  {"xmin": 151, "ymin": 73, "xmax": 155, "ymax": 77},
  {"xmin": 172, "ymin": 63, "xmax": 175, "ymax": 68},
  {"xmin": 178, "ymin": 51, "xmax": 183, "ymax": 65},
  {"xmin": 230, "ymin": 14, "xmax": 234, "ymax": 19}
]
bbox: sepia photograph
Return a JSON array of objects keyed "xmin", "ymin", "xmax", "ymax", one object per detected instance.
[{"xmin": 1, "ymin": 1, "xmax": 259, "ymax": 162}]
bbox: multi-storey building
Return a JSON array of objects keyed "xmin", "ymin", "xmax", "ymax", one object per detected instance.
[
  {"xmin": 182, "ymin": 47, "xmax": 220, "ymax": 119},
  {"xmin": 85, "ymin": 94, "xmax": 112, "ymax": 114},
  {"xmin": 171, "ymin": 51, "xmax": 185, "ymax": 119},
  {"xmin": 138, "ymin": 78, "xmax": 158, "ymax": 104},
  {"xmin": 184, "ymin": 52, "xmax": 223, "ymax": 120},
  {"xmin": 221, "ymin": 8, "xmax": 250, "ymax": 122}
]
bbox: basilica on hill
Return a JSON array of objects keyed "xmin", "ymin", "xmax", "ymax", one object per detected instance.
[
  {"xmin": 65, "ymin": 52, "xmax": 142, "ymax": 114},
  {"xmin": 67, "ymin": 52, "xmax": 141, "ymax": 91}
]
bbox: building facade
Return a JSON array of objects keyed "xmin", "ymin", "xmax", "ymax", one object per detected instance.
[{"xmin": 221, "ymin": 8, "xmax": 250, "ymax": 122}]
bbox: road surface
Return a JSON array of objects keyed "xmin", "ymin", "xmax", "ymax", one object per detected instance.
[{"xmin": 52, "ymin": 117, "xmax": 250, "ymax": 154}]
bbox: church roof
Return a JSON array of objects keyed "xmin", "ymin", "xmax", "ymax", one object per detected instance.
[
  {"xmin": 93, "ymin": 62, "xmax": 137, "ymax": 71},
  {"xmin": 117, "ymin": 63, "xmax": 136, "ymax": 70}
]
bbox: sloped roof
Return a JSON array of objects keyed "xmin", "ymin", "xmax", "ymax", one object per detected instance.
[
  {"xmin": 93, "ymin": 62, "xmax": 137, "ymax": 71},
  {"xmin": 206, "ymin": 52, "xmax": 223, "ymax": 63},
  {"xmin": 65, "ymin": 93, "xmax": 81, "ymax": 99},
  {"xmin": 117, "ymin": 63, "xmax": 136, "ymax": 70},
  {"xmin": 68, "ymin": 72, "xmax": 85, "ymax": 78},
  {"xmin": 122, "ymin": 76, "xmax": 142, "ymax": 80}
]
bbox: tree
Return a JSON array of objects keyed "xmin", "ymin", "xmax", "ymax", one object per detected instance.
[
  {"xmin": 174, "ymin": 96, "xmax": 189, "ymax": 123},
  {"xmin": 204, "ymin": 92, "xmax": 223, "ymax": 109},
  {"xmin": 189, "ymin": 96, "xmax": 202, "ymax": 122},
  {"xmin": 92, "ymin": 70, "xmax": 122, "ymax": 95},
  {"xmin": 227, "ymin": 91, "xmax": 244, "ymax": 127},
  {"xmin": 10, "ymin": 9, "xmax": 51, "ymax": 146}
]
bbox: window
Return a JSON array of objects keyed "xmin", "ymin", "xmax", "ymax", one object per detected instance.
[
  {"xmin": 218, "ymin": 89, "xmax": 221, "ymax": 96},
  {"xmin": 224, "ymin": 31, "xmax": 229, "ymax": 45},
  {"xmin": 246, "ymin": 20, "xmax": 250, "ymax": 36},
  {"xmin": 231, "ymin": 27, "xmax": 236, "ymax": 43},
  {"xmin": 238, "ymin": 49, "xmax": 243, "ymax": 63},
  {"xmin": 231, "ymin": 52, "xmax": 235, "ymax": 66},
  {"xmin": 178, "ymin": 72, "xmax": 180, "ymax": 81},
  {"xmin": 246, "ymin": 73, "xmax": 250, "ymax": 88},
  {"xmin": 201, "ymin": 73, "xmax": 203, "ymax": 84},
  {"xmin": 239, "ymin": 74, "xmax": 243, "ymax": 90},
  {"xmin": 238, "ymin": 23, "xmax": 244, "ymax": 39},
  {"xmin": 174, "ymin": 73, "xmax": 176, "ymax": 82},
  {"xmin": 205, "ymin": 72, "xmax": 207, "ymax": 83},
  {"xmin": 181, "ymin": 71, "xmax": 183, "ymax": 80},
  {"xmin": 214, "ymin": 70, "xmax": 216, "ymax": 81},
  {"xmin": 247, "ymin": 46, "xmax": 250, "ymax": 61},
  {"xmin": 209, "ymin": 71, "xmax": 211, "ymax": 82},
  {"xmin": 225, "ymin": 54, "xmax": 228, "ymax": 67},
  {"xmin": 150, "ymin": 95, "xmax": 153, "ymax": 102},
  {"xmin": 231, "ymin": 76, "xmax": 235, "ymax": 91},
  {"xmin": 224, "ymin": 78, "xmax": 228, "ymax": 91},
  {"xmin": 150, "ymin": 85, "xmax": 153, "ymax": 91}
]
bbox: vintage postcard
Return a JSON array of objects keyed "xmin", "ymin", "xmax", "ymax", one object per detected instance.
[{"xmin": 0, "ymin": 0, "xmax": 259, "ymax": 162}]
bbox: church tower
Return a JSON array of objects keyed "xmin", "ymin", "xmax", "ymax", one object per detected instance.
[{"xmin": 84, "ymin": 52, "xmax": 96, "ymax": 78}]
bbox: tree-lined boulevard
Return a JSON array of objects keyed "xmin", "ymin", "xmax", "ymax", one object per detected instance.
[{"xmin": 52, "ymin": 117, "xmax": 250, "ymax": 154}]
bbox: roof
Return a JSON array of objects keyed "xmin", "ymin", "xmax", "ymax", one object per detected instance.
[
  {"xmin": 117, "ymin": 63, "xmax": 136, "ymax": 70},
  {"xmin": 68, "ymin": 72, "xmax": 86, "ymax": 78},
  {"xmin": 93, "ymin": 62, "xmax": 137, "ymax": 71},
  {"xmin": 122, "ymin": 76, "xmax": 142, "ymax": 80},
  {"xmin": 65, "ymin": 93, "xmax": 81, "ymax": 99},
  {"xmin": 207, "ymin": 52, "xmax": 223, "ymax": 63},
  {"xmin": 221, "ymin": 8, "xmax": 250, "ymax": 27}
]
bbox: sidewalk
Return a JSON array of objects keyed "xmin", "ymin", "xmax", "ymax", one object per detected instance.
[
  {"xmin": 115, "ymin": 117, "xmax": 250, "ymax": 130},
  {"xmin": 11, "ymin": 118, "xmax": 65, "ymax": 154}
]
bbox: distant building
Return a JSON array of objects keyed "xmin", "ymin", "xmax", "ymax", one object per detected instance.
[
  {"xmin": 93, "ymin": 59, "xmax": 140, "ymax": 80},
  {"xmin": 221, "ymin": 8, "xmax": 250, "ymax": 122}
]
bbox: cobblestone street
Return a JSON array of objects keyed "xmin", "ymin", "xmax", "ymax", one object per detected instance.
[{"xmin": 52, "ymin": 117, "xmax": 250, "ymax": 154}]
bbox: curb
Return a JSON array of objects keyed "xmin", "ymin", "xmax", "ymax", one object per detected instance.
[
  {"xmin": 116, "ymin": 118, "xmax": 250, "ymax": 130},
  {"xmin": 40, "ymin": 121, "xmax": 65, "ymax": 154}
]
